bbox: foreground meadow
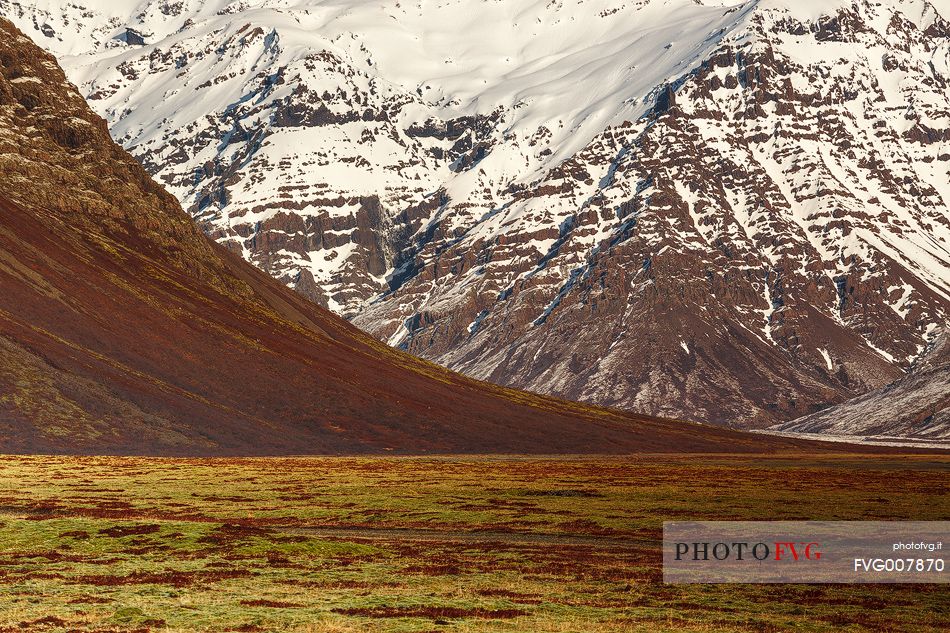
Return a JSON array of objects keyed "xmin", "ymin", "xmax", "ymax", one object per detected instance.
[{"xmin": 0, "ymin": 454, "xmax": 947, "ymax": 632}]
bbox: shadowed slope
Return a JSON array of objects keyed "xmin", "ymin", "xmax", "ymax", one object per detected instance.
[{"xmin": 0, "ymin": 18, "xmax": 843, "ymax": 455}]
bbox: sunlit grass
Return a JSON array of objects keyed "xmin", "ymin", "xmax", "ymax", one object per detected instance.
[{"xmin": 0, "ymin": 454, "xmax": 946, "ymax": 631}]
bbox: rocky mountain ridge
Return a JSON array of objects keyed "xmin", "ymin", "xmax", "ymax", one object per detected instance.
[
  {"xmin": 769, "ymin": 330, "xmax": 950, "ymax": 443},
  {"xmin": 4, "ymin": 15, "xmax": 800, "ymax": 455},
  {"xmin": 3, "ymin": 0, "xmax": 949, "ymax": 426}
]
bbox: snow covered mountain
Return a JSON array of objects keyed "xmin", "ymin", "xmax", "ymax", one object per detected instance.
[
  {"xmin": 3, "ymin": 0, "xmax": 949, "ymax": 426},
  {"xmin": 7, "ymin": 14, "xmax": 761, "ymax": 456},
  {"xmin": 768, "ymin": 330, "xmax": 950, "ymax": 444}
]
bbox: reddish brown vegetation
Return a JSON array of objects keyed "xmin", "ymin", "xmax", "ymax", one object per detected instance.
[
  {"xmin": 239, "ymin": 599, "xmax": 302, "ymax": 608},
  {"xmin": 59, "ymin": 530, "xmax": 90, "ymax": 539},
  {"xmin": 72, "ymin": 570, "xmax": 253, "ymax": 588},
  {"xmin": 17, "ymin": 616, "xmax": 67, "ymax": 629},
  {"xmin": 99, "ymin": 524, "xmax": 161, "ymax": 538},
  {"xmin": 401, "ymin": 563, "xmax": 464, "ymax": 575},
  {"xmin": 332, "ymin": 606, "xmax": 528, "ymax": 619},
  {"xmin": 197, "ymin": 523, "xmax": 273, "ymax": 546}
]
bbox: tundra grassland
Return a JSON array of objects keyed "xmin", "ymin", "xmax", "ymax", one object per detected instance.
[{"xmin": 0, "ymin": 454, "xmax": 947, "ymax": 632}]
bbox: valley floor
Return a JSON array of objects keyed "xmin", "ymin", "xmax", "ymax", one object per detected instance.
[{"xmin": 0, "ymin": 455, "xmax": 947, "ymax": 632}]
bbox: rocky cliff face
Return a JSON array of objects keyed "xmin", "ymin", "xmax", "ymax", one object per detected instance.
[
  {"xmin": 6, "ymin": 16, "xmax": 805, "ymax": 456},
  {"xmin": 4, "ymin": 0, "xmax": 949, "ymax": 427},
  {"xmin": 770, "ymin": 331, "xmax": 950, "ymax": 442}
]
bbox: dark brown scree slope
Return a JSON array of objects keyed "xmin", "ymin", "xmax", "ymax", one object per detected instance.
[{"xmin": 0, "ymin": 19, "xmax": 842, "ymax": 455}]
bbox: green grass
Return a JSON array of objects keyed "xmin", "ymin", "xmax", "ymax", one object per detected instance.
[{"xmin": 0, "ymin": 454, "xmax": 946, "ymax": 631}]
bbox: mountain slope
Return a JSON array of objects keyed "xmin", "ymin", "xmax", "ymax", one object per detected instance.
[
  {"xmin": 769, "ymin": 330, "xmax": 950, "ymax": 442},
  {"xmin": 4, "ymin": 0, "xmax": 949, "ymax": 427},
  {"xmin": 1, "ymin": 16, "xmax": 809, "ymax": 456}
]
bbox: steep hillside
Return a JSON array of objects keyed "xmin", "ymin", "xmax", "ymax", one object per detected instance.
[
  {"xmin": 770, "ymin": 331, "xmax": 950, "ymax": 442},
  {"xmin": 0, "ymin": 16, "xmax": 811, "ymax": 455},
  {"xmin": 4, "ymin": 0, "xmax": 949, "ymax": 427}
]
